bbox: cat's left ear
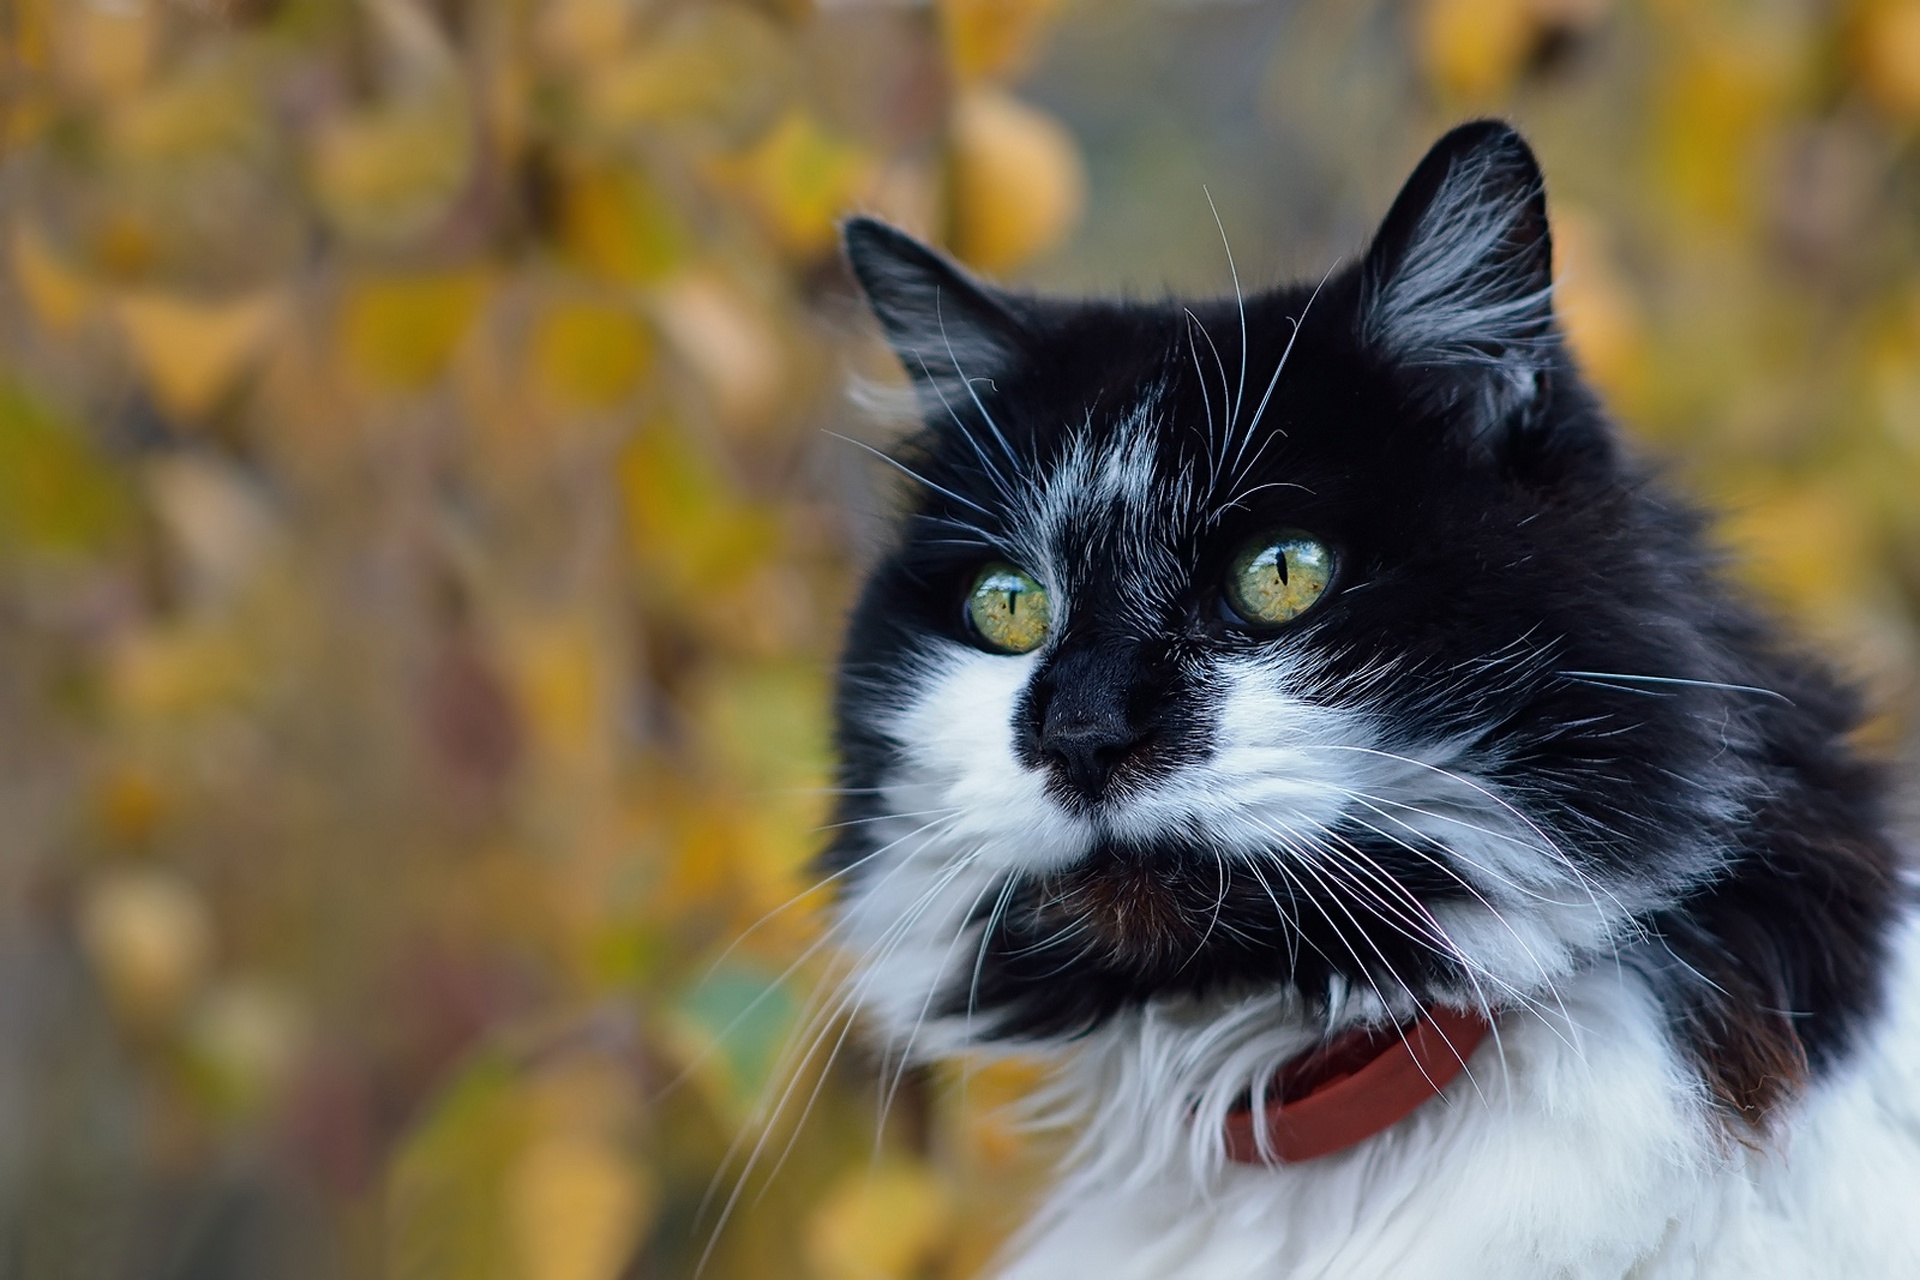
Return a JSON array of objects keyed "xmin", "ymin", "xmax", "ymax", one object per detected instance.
[
  {"xmin": 843, "ymin": 217, "xmax": 1029, "ymax": 414},
  {"xmin": 1359, "ymin": 121, "xmax": 1559, "ymax": 439}
]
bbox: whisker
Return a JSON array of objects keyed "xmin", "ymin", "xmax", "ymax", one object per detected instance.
[
  {"xmin": 875, "ymin": 861, "xmax": 1014, "ymax": 1146},
  {"xmin": 1557, "ymin": 670, "xmax": 1794, "ymax": 705},
  {"xmin": 705, "ymin": 852, "xmax": 982, "ymax": 1267},
  {"xmin": 1203, "ymin": 185, "xmax": 1248, "ymax": 432},
  {"xmin": 694, "ymin": 830, "xmax": 974, "ymax": 1271},
  {"xmin": 824, "ymin": 429, "xmax": 1000, "ymax": 523},
  {"xmin": 817, "ymin": 806, "xmax": 963, "ymax": 833},
  {"xmin": 1184, "ymin": 310, "xmax": 1223, "ymax": 482},
  {"xmin": 1308, "ymin": 860, "xmax": 1494, "ymax": 1104},
  {"xmin": 910, "ymin": 349, "xmax": 1021, "ymax": 507},
  {"xmin": 1312, "ymin": 744, "xmax": 1621, "ymax": 913},
  {"xmin": 1229, "ymin": 260, "xmax": 1339, "ymax": 484},
  {"xmin": 1259, "ymin": 831, "xmax": 1452, "ymax": 1098},
  {"xmin": 936, "ymin": 290, "xmax": 1028, "ymax": 483},
  {"xmin": 664, "ymin": 813, "xmax": 967, "ymax": 1104},
  {"xmin": 968, "ymin": 873, "xmax": 1023, "ymax": 1025},
  {"xmin": 1319, "ymin": 811, "xmax": 1587, "ymax": 1058},
  {"xmin": 1187, "ymin": 307, "xmax": 1235, "ymax": 475}
]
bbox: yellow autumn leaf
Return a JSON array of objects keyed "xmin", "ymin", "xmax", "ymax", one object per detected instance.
[
  {"xmin": 948, "ymin": 88, "xmax": 1086, "ymax": 274},
  {"xmin": 1551, "ymin": 205, "xmax": 1645, "ymax": 408},
  {"xmin": 96, "ymin": 767, "xmax": 168, "ymax": 846},
  {"xmin": 11, "ymin": 222, "xmax": 92, "ymax": 333},
  {"xmin": 806, "ymin": 1160, "xmax": 952, "ymax": 1280},
  {"xmin": 727, "ymin": 111, "xmax": 874, "ymax": 256},
  {"xmin": 388, "ymin": 1057, "xmax": 525, "ymax": 1280},
  {"xmin": 580, "ymin": 4, "xmax": 790, "ymax": 138},
  {"xmin": 53, "ymin": 0, "xmax": 157, "ymax": 100},
  {"xmin": 620, "ymin": 419, "xmax": 785, "ymax": 626},
  {"xmin": 529, "ymin": 300, "xmax": 654, "ymax": 412},
  {"xmin": 338, "ymin": 269, "xmax": 490, "ymax": 391},
  {"xmin": 310, "ymin": 96, "xmax": 475, "ymax": 244},
  {"xmin": 4, "ymin": 95, "xmax": 52, "ymax": 153},
  {"xmin": 1865, "ymin": 307, "xmax": 1920, "ymax": 456},
  {"xmin": 1855, "ymin": 0, "xmax": 1920, "ymax": 120},
  {"xmin": 687, "ymin": 660, "xmax": 828, "ymax": 793},
  {"xmin": 646, "ymin": 807, "xmax": 733, "ymax": 933},
  {"xmin": 1718, "ymin": 483, "xmax": 1876, "ymax": 616},
  {"xmin": 116, "ymin": 290, "xmax": 284, "ymax": 421},
  {"xmin": 78, "ymin": 869, "xmax": 212, "ymax": 1026},
  {"xmin": 107, "ymin": 624, "xmax": 257, "ymax": 717},
  {"xmin": 391, "ymin": 1051, "xmax": 649, "ymax": 1280},
  {"xmin": 534, "ymin": 0, "xmax": 638, "ymax": 70},
  {"xmin": 649, "ymin": 272, "xmax": 786, "ymax": 426},
  {"xmin": 509, "ymin": 1136, "xmax": 652, "ymax": 1280},
  {"xmin": 9, "ymin": 0, "xmax": 50, "ymax": 74},
  {"xmin": 558, "ymin": 166, "xmax": 686, "ymax": 285},
  {"xmin": 1651, "ymin": 28, "xmax": 1807, "ymax": 229},
  {"xmin": 1414, "ymin": 0, "xmax": 1535, "ymax": 102},
  {"xmin": 86, "ymin": 211, "xmax": 160, "ymax": 284},
  {"xmin": 0, "ymin": 381, "xmax": 130, "ymax": 553},
  {"xmin": 501, "ymin": 615, "xmax": 614, "ymax": 767},
  {"xmin": 514, "ymin": 1057, "xmax": 651, "ymax": 1280},
  {"xmin": 940, "ymin": 0, "xmax": 1060, "ymax": 85},
  {"xmin": 107, "ymin": 63, "xmax": 263, "ymax": 159}
]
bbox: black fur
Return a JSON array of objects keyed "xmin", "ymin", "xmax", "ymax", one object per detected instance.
[{"xmin": 829, "ymin": 122, "xmax": 1906, "ymax": 1125}]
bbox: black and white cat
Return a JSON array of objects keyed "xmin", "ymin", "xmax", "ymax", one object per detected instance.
[{"xmin": 824, "ymin": 122, "xmax": 1920, "ymax": 1277}]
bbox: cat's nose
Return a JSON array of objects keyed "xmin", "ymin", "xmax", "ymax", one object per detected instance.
[{"xmin": 1037, "ymin": 705, "xmax": 1147, "ymax": 803}]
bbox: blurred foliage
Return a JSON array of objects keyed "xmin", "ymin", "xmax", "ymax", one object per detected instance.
[{"xmin": 0, "ymin": 1, "xmax": 1916, "ymax": 1278}]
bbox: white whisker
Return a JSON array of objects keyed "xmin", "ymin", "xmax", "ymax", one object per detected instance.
[{"xmin": 1557, "ymin": 670, "xmax": 1794, "ymax": 704}]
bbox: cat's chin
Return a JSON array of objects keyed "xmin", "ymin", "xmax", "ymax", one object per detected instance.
[
  {"xmin": 975, "ymin": 837, "xmax": 1316, "ymax": 990},
  {"xmin": 1023, "ymin": 840, "xmax": 1217, "ymax": 970}
]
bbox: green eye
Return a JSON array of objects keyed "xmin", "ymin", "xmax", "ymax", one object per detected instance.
[
  {"xmin": 966, "ymin": 563, "xmax": 1052, "ymax": 654},
  {"xmin": 1225, "ymin": 531, "xmax": 1333, "ymax": 626}
]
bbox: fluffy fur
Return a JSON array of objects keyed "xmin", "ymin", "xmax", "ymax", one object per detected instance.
[{"xmin": 823, "ymin": 121, "xmax": 1920, "ymax": 1277}]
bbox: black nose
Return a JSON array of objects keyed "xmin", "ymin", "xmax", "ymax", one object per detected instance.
[{"xmin": 1037, "ymin": 700, "xmax": 1147, "ymax": 803}]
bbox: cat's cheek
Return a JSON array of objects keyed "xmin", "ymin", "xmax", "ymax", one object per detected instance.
[
  {"xmin": 831, "ymin": 639, "xmax": 1093, "ymax": 1053},
  {"xmin": 889, "ymin": 639, "xmax": 1095, "ymax": 875}
]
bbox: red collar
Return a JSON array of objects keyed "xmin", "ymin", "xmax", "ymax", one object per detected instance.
[{"xmin": 1222, "ymin": 1006, "xmax": 1493, "ymax": 1164}]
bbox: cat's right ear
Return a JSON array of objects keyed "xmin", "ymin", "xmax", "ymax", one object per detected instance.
[
  {"xmin": 843, "ymin": 217, "xmax": 1028, "ymax": 411},
  {"xmin": 1358, "ymin": 122, "xmax": 1558, "ymax": 443}
]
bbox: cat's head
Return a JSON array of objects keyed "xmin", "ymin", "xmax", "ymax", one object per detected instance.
[{"xmin": 827, "ymin": 122, "xmax": 1764, "ymax": 1053}]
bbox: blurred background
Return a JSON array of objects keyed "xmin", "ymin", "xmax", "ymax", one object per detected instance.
[{"xmin": 2, "ymin": 0, "xmax": 1919, "ymax": 1276}]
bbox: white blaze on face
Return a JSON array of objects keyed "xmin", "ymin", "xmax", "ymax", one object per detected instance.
[
  {"xmin": 1100, "ymin": 657, "xmax": 1364, "ymax": 852},
  {"xmin": 892, "ymin": 641, "xmax": 1096, "ymax": 878}
]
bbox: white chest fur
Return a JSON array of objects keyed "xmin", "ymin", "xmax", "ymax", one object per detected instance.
[{"xmin": 992, "ymin": 913, "xmax": 1920, "ymax": 1280}]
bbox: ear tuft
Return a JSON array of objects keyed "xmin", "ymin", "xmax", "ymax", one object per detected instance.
[
  {"xmin": 1360, "ymin": 122, "xmax": 1557, "ymax": 424},
  {"xmin": 842, "ymin": 217, "xmax": 1027, "ymax": 413}
]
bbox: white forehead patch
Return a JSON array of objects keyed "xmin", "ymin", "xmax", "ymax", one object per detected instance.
[{"xmin": 1007, "ymin": 386, "xmax": 1201, "ymax": 635}]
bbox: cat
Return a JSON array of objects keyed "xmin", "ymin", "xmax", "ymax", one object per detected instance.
[{"xmin": 823, "ymin": 121, "xmax": 1920, "ymax": 1278}]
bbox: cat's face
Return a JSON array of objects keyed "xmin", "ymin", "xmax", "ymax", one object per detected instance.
[{"xmin": 829, "ymin": 123, "xmax": 1743, "ymax": 1052}]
